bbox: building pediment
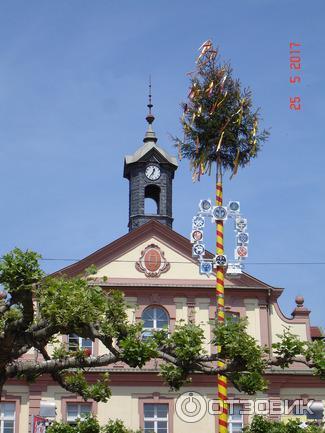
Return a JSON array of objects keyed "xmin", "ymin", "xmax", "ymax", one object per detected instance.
[{"xmin": 52, "ymin": 220, "xmax": 276, "ymax": 291}]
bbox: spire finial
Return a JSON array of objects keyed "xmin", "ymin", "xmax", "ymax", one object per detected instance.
[
  {"xmin": 143, "ymin": 76, "xmax": 157, "ymax": 143},
  {"xmin": 146, "ymin": 75, "xmax": 155, "ymax": 125}
]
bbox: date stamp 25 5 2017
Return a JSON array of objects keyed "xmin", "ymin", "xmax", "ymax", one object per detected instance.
[{"xmin": 289, "ymin": 42, "xmax": 302, "ymax": 110}]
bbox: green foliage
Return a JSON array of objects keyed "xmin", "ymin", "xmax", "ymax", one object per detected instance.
[
  {"xmin": 244, "ymin": 415, "xmax": 324, "ymax": 433},
  {"xmin": 47, "ymin": 422, "xmax": 75, "ymax": 433},
  {"xmin": 176, "ymin": 40, "xmax": 269, "ymax": 177},
  {"xmin": 119, "ymin": 324, "xmax": 158, "ymax": 368},
  {"xmin": 76, "ymin": 416, "xmax": 100, "ymax": 433},
  {"xmin": 36, "ymin": 277, "xmax": 107, "ymax": 329},
  {"xmin": 159, "ymin": 363, "xmax": 191, "ymax": 391},
  {"xmin": 0, "ymin": 305, "xmax": 23, "ymax": 333},
  {"xmin": 63, "ymin": 372, "xmax": 111, "ymax": 402},
  {"xmin": 272, "ymin": 328, "xmax": 306, "ymax": 368},
  {"xmin": 84, "ymin": 265, "xmax": 98, "ymax": 276},
  {"xmin": 158, "ymin": 323, "xmax": 206, "ymax": 390},
  {"xmin": 101, "ymin": 419, "xmax": 142, "ymax": 433},
  {"xmin": 102, "ymin": 290, "xmax": 129, "ymax": 339},
  {"xmin": 47, "ymin": 417, "xmax": 141, "ymax": 433},
  {"xmin": 212, "ymin": 318, "xmax": 268, "ymax": 394},
  {"xmin": 0, "ymin": 248, "xmax": 43, "ymax": 291},
  {"xmin": 305, "ymin": 339, "xmax": 325, "ymax": 379}
]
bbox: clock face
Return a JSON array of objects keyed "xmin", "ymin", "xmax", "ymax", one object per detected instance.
[{"xmin": 145, "ymin": 165, "xmax": 161, "ymax": 180}]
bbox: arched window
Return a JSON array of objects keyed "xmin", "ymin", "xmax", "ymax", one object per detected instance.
[
  {"xmin": 141, "ymin": 306, "xmax": 169, "ymax": 339},
  {"xmin": 144, "ymin": 184, "xmax": 160, "ymax": 215}
]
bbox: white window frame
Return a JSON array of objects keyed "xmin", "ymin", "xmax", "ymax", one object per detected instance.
[
  {"xmin": 143, "ymin": 403, "xmax": 169, "ymax": 433},
  {"xmin": 0, "ymin": 402, "xmax": 16, "ymax": 433},
  {"xmin": 142, "ymin": 306, "xmax": 169, "ymax": 339},
  {"xmin": 67, "ymin": 334, "xmax": 93, "ymax": 353},
  {"xmin": 66, "ymin": 403, "xmax": 92, "ymax": 425},
  {"xmin": 228, "ymin": 403, "xmax": 244, "ymax": 433}
]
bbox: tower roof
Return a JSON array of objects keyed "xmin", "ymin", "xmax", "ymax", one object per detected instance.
[{"xmin": 124, "ymin": 140, "xmax": 178, "ymax": 167}]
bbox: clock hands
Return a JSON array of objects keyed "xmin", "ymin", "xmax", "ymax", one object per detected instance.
[{"xmin": 146, "ymin": 166, "xmax": 160, "ymax": 179}]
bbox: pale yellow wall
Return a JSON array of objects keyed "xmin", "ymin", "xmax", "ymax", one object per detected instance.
[
  {"xmin": 244, "ymin": 298, "xmax": 261, "ymax": 345},
  {"xmin": 174, "ymin": 297, "xmax": 187, "ymax": 322},
  {"xmin": 3, "ymin": 385, "xmax": 29, "ymax": 433},
  {"xmin": 95, "ymin": 237, "xmax": 209, "ymax": 281},
  {"xmin": 195, "ymin": 298, "xmax": 211, "ymax": 354},
  {"xmin": 97, "ymin": 387, "xmax": 139, "ymax": 428},
  {"xmin": 270, "ymin": 304, "xmax": 307, "ymax": 344}
]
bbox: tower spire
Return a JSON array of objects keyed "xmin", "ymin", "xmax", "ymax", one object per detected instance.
[{"xmin": 144, "ymin": 76, "xmax": 157, "ymax": 143}]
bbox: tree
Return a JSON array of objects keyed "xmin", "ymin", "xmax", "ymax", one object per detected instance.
[
  {"xmin": 47, "ymin": 417, "xmax": 141, "ymax": 433},
  {"xmin": 244, "ymin": 415, "xmax": 324, "ymax": 433},
  {"xmin": 0, "ymin": 248, "xmax": 324, "ymax": 402}
]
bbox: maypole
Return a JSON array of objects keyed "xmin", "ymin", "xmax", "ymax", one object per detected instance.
[
  {"xmin": 175, "ymin": 40, "xmax": 269, "ymax": 432},
  {"xmin": 216, "ymin": 165, "xmax": 228, "ymax": 433}
]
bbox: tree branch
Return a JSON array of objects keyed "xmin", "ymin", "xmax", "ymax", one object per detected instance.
[{"xmin": 5, "ymin": 353, "xmax": 118, "ymax": 379}]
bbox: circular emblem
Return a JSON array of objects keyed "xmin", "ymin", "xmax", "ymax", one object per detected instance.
[
  {"xmin": 192, "ymin": 216, "xmax": 205, "ymax": 229},
  {"xmin": 144, "ymin": 248, "xmax": 162, "ymax": 272},
  {"xmin": 215, "ymin": 254, "xmax": 227, "ymax": 266},
  {"xmin": 192, "ymin": 230, "xmax": 203, "ymax": 241},
  {"xmin": 229, "ymin": 201, "xmax": 240, "ymax": 212},
  {"xmin": 193, "ymin": 243, "xmax": 205, "ymax": 256},
  {"xmin": 200, "ymin": 199, "xmax": 212, "ymax": 212},
  {"xmin": 237, "ymin": 246, "xmax": 248, "ymax": 257},
  {"xmin": 212, "ymin": 206, "xmax": 227, "ymax": 220},
  {"xmin": 238, "ymin": 232, "xmax": 249, "ymax": 244}
]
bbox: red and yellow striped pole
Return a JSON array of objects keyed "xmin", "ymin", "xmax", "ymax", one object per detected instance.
[{"xmin": 216, "ymin": 167, "xmax": 228, "ymax": 433}]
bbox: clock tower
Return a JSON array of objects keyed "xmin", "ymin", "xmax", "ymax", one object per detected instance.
[{"xmin": 123, "ymin": 88, "xmax": 178, "ymax": 231}]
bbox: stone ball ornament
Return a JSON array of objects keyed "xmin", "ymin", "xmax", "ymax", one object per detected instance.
[{"xmin": 191, "ymin": 199, "xmax": 249, "ymax": 276}]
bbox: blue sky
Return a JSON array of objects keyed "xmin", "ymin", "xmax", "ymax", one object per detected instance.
[{"xmin": 0, "ymin": 0, "xmax": 324, "ymax": 326}]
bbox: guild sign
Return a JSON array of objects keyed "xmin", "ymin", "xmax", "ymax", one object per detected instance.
[
  {"xmin": 200, "ymin": 261, "xmax": 213, "ymax": 275},
  {"xmin": 199, "ymin": 199, "xmax": 212, "ymax": 213},
  {"xmin": 236, "ymin": 218, "xmax": 247, "ymax": 232},
  {"xmin": 215, "ymin": 254, "xmax": 227, "ymax": 266},
  {"xmin": 191, "ymin": 230, "xmax": 203, "ymax": 243},
  {"xmin": 192, "ymin": 243, "xmax": 205, "ymax": 257},
  {"xmin": 192, "ymin": 215, "xmax": 205, "ymax": 229},
  {"xmin": 237, "ymin": 232, "xmax": 249, "ymax": 245},
  {"xmin": 235, "ymin": 246, "xmax": 248, "ymax": 258},
  {"xmin": 212, "ymin": 206, "xmax": 227, "ymax": 221},
  {"xmin": 228, "ymin": 201, "xmax": 240, "ymax": 213},
  {"xmin": 135, "ymin": 244, "xmax": 170, "ymax": 278}
]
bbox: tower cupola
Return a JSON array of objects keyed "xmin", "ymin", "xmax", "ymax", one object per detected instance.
[{"xmin": 123, "ymin": 83, "xmax": 178, "ymax": 231}]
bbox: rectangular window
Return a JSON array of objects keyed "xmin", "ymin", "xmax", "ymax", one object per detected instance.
[
  {"xmin": 0, "ymin": 403, "xmax": 15, "ymax": 433},
  {"xmin": 66, "ymin": 403, "xmax": 92, "ymax": 425},
  {"xmin": 229, "ymin": 404, "xmax": 243, "ymax": 433},
  {"xmin": 144, "ymin": 403, "xmax": 168, "ymax": 433},
  {"xmin": 68, "ymin": 334, "xmax": 92, "ymax": 354}
]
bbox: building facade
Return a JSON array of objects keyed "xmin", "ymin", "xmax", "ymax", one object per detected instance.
[{"xmin": 3, "ymin": 110, "xmax": 324, "ymax": 433}]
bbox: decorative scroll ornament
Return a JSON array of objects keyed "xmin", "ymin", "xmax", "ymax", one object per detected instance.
[
  {"xmin": 135, "ymin": 244, "xmax": 170, "ymax": 278},
  {"xmin": 191, "ymin": 199, "xmax": 249, "ymax": 276}
]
